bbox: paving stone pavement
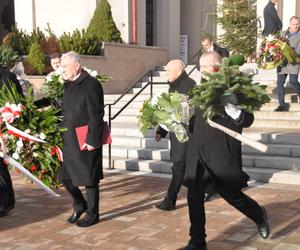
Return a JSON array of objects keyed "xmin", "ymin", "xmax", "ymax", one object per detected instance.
[{"xmin": 0, "ymin": 170, "xmax": 300, "ymax": 250}]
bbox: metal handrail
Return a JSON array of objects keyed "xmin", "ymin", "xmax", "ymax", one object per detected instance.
[{"xmin": 105, "ymin": 69, "xmax": 155, "ymax": 168}]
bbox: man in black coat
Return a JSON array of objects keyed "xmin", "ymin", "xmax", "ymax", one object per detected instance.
[
  {"xmin": 155, "ymin": 59, "xmax": 196, "ymax": 211},
  {"xmin": 178, "ymin": 52, "xmax": 270, "ymax": 250},
  {"xmin": 262, "ymin": 0, "xmax": 282, "ymax": 36},
  {"xmin": 196, "ymin": 34, "xmax": 229, "ymax": 71},
  {"xmin": 0, "ymin": 65, "xmax": 23, "ymax": 217},
  {"xmin": 57, "ymin": 51, "xmax": 104, "ymax": 227}
]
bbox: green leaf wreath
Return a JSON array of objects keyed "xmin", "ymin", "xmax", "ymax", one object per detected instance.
[
  {"xmin": 190, "ymin": 57, "xmax": 271, "ymax": 120},
  {"xmin": 138, "ymin": 92, "xmax": 194, "ymax": 142},
  {"xmin": 0, "ymin": 82, "xmax": 64, "ymax": 188},
  {"xmin": 42, "ymin": 67, "xmax": 111, "ymax": 101}
]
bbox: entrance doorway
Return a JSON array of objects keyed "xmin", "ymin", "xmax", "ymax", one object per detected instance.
[
  {"xmin": 0, "ymin": 0, "xmax": 15, "ymax": 41},
  {"xmin": 146, "ymin": 0, "xmax": 155, "ymax": 46}
]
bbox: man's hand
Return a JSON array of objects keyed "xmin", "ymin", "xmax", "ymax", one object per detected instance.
[
  {"xmin": 155, "ymin": 133, "xmax": 162, "ymax": 142},
  {"xmin": 225, "ymin": 103, "xmax": 242, "ymax": 120},
  {"xmin": 81, "ymin": 143, "xmax": 96, "ymax": 151}
]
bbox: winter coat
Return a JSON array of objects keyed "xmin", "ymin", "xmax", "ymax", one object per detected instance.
[
  {"xmin": 57, "ymin": 70, "xmax": 104, "ymax": 186},
  {"xmin": 156, "ymin": 71, "xmax": 196, "ymax": 162},
  {"xmin": 278, "ymin": 29, "xmax": 300, "ymax": 75},
  {"xmin": 262, "ymin": 1, "xmax": 282, "ymax": 36},
  {"xmin": 183, "ymin": 108, "xmax": 253, "ymax": 193}
]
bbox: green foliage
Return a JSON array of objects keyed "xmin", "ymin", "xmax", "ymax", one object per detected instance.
[
  {"xmin": 86, "ymin": 0, "xmax": 122, "ymax": 42},
  {"xmin": 30, "ymin": 27, "xmax": 46, "ymax": 44},
  {"xmin": 216, "ymin": 0, "xmax": 257, "ymax": 57},
  {"xmin": 190, "ymin": 57, "xmax": 271, "ymax": 120},
  {"xmin": 138, "ymin": 92, "xmax": 192, "ymax": 142},
  {"xmin": 42, "ymin": 73, "xmax": 64, "ymax": 101},
  {"xmin": 0, "ymin": 82, "xmax": 63, "ymax": 188},
  {"xmin": 0, "ymin": 45, "xmax": 20, "ymax": 68},
  {"xmin": 2, "ymin": 27, "xmax": 31, "ymax": 55},
  {"xmin": 27, "ymin": 41, "xmax": 46, "ymax": 75},
  {"xmin": 137, "ymin": 99, "xmax": 157, "ymax": 135},
  {"xmin": 59, "ymin": 29, "xmax": 101, "ymax": 55}
]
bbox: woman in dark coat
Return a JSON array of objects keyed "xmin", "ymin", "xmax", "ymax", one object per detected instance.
[
  {"xmin": 179, "ymin": 52, "xmax": 269, "ymax": 250},
  {"xmin": 57, "ymin": 51, "xmax": 104, "ymax": 227}
]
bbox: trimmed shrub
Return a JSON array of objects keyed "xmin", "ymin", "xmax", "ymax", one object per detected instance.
[
  {"xmin": 86, "ymin": 0, "xmax": 122, "ymax": 42},
  {"xmin": 27, "ymin": 41, "xmax": 46, "ymax": 75},
  {"xmin": 59, "ymin": 29, "xmax": 101, "ymax": 55}
]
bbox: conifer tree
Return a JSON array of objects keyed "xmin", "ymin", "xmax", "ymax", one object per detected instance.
[
  {"xmin": 86, "ymin": 0, "xmax": 122, "ymax": 42},
  {"xmin": 27, "ymin": 41, "xmax": 46, "ymax": 75},
  {"xmin": 216, "ymin": 0, "xmax": 257, "ymax": 58}
]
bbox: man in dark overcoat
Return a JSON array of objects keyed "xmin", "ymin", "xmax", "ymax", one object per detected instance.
[
  {"xmin": 155, "ymin": 59, "xmax": 196, "ymax": 211},
  {"xmin": 196, "ymin": 33, "xmax": 229, "ymax": 71},
  {"xmin": 178, "ymin": 52, "xmax": 270, "ymax": 250},
  {"xmin": 0, "ymin": 65, "xmax": 23, "ymax": 217},
  {"xmin": 57, "ymin": 51, "xmax": 104, "ymax": 227},
  {"xmin": 262, "ymin": 0, "xmax": 282, "ymax": 36}
]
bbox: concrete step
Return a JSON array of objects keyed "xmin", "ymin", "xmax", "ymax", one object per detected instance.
[
  {"xmin": 104, "ymin": 94, "xmax": 149, "ymax": 103},
  {"xmin": 242, "ymin": 155, "xmax": 300, "ymax": 171},
  {"xmin": 251, "ymin": 119, "xmax": 300, "ymax": 129},
  {"xmin": 132, "ymin": 86, "xmax": 169, "ymax": 94},
  {"xmin": 242, "ymin": 143, "xmax": 300, "ymax": 157},
  {"xmin": 254, "ymin": 111, "xmax": 300, "ymax": 120},
  {"xmin": 103, "ymin": 146, "xmax": 171, "ymax": 161},
  {"xmin": 102, "ymin": 157, "xmax": 300, "ymax": 186},
  {"xmin": 112, "ymin": 158, "xmax": 173, "ymax": 174},
  {"xmin": 244, "ymin": 167, "xmax": 300, "ymax": 186},
  {"xmin": 260, "ymin": 102, "xmax": 300, "ymax": 111},
  {"xmin": 104, "ymin": 143, "xmax": 300, "ymax": 162},
  {"xmin": 110, "ymin": 135, "xmax": 170, "ymax": 149},
  {"xmin": 269, "ymin": 93, "xmax": 300, "ymax": 103}
]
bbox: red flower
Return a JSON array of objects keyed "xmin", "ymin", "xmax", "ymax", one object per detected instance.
[
  {"xmin": 41, "ymin": 169, "xmax": 47, "ymax": 175},
  {"xmin": 50, "ymin": 147, "xmax": 57, "ymax": 155},
  {"xmin": 30, "ymin": 164, "xmax": 38, "ymax": 172}
]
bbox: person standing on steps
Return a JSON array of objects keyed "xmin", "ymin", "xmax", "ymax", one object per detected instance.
[
  {"xmin": 262, "ymin": 0, "xmax": 282, "ymax": 36},
  {"xmin": 154, "ymin": 59, "xmax": 196, "ymax": 211},
  {"xmin": 275, "ymin": 16, "xmax": 300, "ymax": 112}
]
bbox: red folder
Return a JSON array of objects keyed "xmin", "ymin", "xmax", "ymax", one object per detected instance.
[{"xmin": 75, "ymin": 121, "xmax": 112, "ymax": 151}]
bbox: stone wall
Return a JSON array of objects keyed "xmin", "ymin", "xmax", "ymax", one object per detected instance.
[{"xmin": 27, "ymin": 43, "xmax": 168, "ymax": 96}]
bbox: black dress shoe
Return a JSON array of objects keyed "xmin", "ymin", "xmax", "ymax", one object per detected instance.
[
  {"xmin": 257, "ymin": 206, "xmax": 270, "ymax": 239},
  {"xmin": 155, "ymin": 200, "xmax": 176, "ymax": 211},
  {"xmin": 76, "ymin": 214, "xmax": 99, "ymax": 227},
  {"xmin": 274, "ymin": 104, "xmax": 289, "ymax": 112},
  {"xmin": 67, "ymin": 208, "xmax": 87, "ymax": 224},
  {"xmin": 204, "ymin": 192, "xmax": 213, "ymax": 202},
  {"xmin": 0, "ymin": 204, "xmax": 14, "ymax": 217},
  {"xmin": 177, "ymin": 243, "xmax": 207, "ymax": 250}
]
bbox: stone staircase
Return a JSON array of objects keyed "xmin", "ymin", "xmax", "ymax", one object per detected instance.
[{"xmin": 103, "ymin": 65, "xmax": 300, "ymax": 185}]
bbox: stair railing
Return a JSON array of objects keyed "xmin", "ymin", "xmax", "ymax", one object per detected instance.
[
  {"xmin": 104, "ymin": 39, "xmax": 238, "ymax": 168},
  {"xmin": 104, "ymin": 69, "xmax": 157, "ymax": 168}
]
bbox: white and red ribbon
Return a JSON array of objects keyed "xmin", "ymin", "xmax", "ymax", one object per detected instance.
[{"xmin": 0, "ymin": 103, "xmax": 23, "ymax": 124}]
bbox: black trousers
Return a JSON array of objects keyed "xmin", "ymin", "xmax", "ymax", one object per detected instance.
[
  {"xmin": 61, "ymin": 179, "xmax": 99, "ymax": 218},
  {"xmin": 164, "ymin": 160, "xmax": 186, "ymax": 204},
  {"xmin": 187, "ymin": 182, "xmax": 264, "ymax": 246},
  {"xmin": 0, "ymin": 161, "xmax": 15, "ymax": 209}
]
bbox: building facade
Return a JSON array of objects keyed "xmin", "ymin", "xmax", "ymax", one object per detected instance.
[{"xmin": 1, "ymin": 0, "xmax": 300, "ymax": 61}]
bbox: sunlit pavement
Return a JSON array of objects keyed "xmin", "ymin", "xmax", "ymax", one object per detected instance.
[{"xmin": 0, "ymin": 169, "xmax": 299, "ymax": 250}]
